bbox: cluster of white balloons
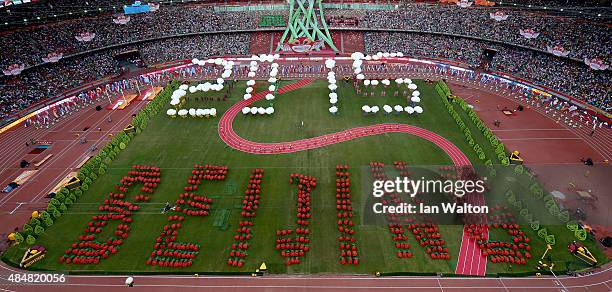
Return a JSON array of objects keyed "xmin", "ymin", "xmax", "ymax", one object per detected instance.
[
  {"xmin": 362, "ymin": 105, "xmax": 423, "ymax": 115},
  {"xmin": 167, "ymin": 108, "xmax": 217, "ymax": 118},
  {"xmin": 241, "ymin": 106, "xmax": 275, "ymax": 115},
  {"xmin": 191, "ymin": 58, "xmax": 234, "ymax": 79},
  {"xmin": 248, "ymin": 60, "xmax": 258, "ymax": 78},
  {"xmin": 252, "ymin": 54, "xmax": 280, "ymax": 63},
  {"xmin": 266, "ymin": 63, "xmax": 279, "ymax": 102}
]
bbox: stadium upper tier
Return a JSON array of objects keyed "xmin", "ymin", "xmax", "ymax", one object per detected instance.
[{"xmin": 0, "ymin": 3, "xmax": 610, "ymax": 119}]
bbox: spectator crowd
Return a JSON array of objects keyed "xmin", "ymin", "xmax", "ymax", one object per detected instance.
[{"xmin": 0, "ymin": 3, "xmax": 610, "ymax": 120}]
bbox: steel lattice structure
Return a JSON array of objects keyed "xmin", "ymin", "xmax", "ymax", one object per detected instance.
[{"xmin": 275, "ymin": 0, "xmax": 338, "ymax": 52}]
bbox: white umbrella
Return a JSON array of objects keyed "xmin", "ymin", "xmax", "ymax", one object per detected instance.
[
  {"xmin": 390, "ymin": 52, "xmax": 397, "ymax": 57},
  {"xmin": 179, "ymin": 84, "xmax": 189, "ymax": 91},
  {"xmin": 210, "ymin": 108, "xmax": 217, "ymax": 116},
  {"xmin": 325, "ymin": 59, "xmax": 336, "ymax": 69},
  {"xmin": 405, "ymin": 106, "xmax": 415, "ymax": 114},
  {"xmin": 362, "ymin": 105, "xmax": 370, "ymax": 112},
  {"xmin": 328, "ymin": 71, "xmax": 335, "ymax": 77},
  {"xmin": 408, "ymin": 83, "xmax": 417, "ymax": 90},
  {"xmin": 394, "ymin": 105, "xmax": 404, "ymax": 112},
  {"xmin": 188, "ymin": 86, "xmax": 197, "ymax": 93},
  {"xmin": 328, "ymin": 79, "xmax": 336, "ymax": 84},
  {"xmin": 217, "ymin": 78, "xmax": 224, "ymax": 84},
  {"xmin": 329, "ymin": 92, "xmax": 337, "ymax": 99},
  {"xmin": 411, "ymin": 96, "xmax": 421, "ymax": 102},
  {"xmin": 269, "ymin": 70, "xmax": 278, "ymax": 77},
  {"xmin": 371, "ymin": 106, "xmax": 380, "ymax": 113},
  {"xmin": 356, "ymin": 74, "xmax": 365, "ymax": 80},
  {"xmin": 265, "ymin": 93, "xmax": 275, "ymax": 100},
  {"xmin": 365, "ymin": 55, "xmax": 372, "ymax": 61},
  {"xmin": 414, "ymin": 106, "xmax": 423, "ymax": 114},
  {"xmin": 170, "ymin": 99, "xmax": 180, "ymax": 106},
  {"xmin": 329, "ymin": 97, "xmax": 338, "ymax": 104},
  {"xmin": 412, "ymin": 90, "xmax": 420, "ymax": 97},
  {"xmin": 125, "ymin": 277, "xmax": 134, "ymax": 286},
  {"xmin": 178, "ymin": 109, "xmax": 188, "ymax": 117},
  {"xmin": 354, "ymin": 67, "xmax": 362, "ymax": 74},
  {"xmin": 166, "ymin": 109, "xmax": 177, "ymax": 116},
  {"xmin": 397, "ymin": 52, "xmax": 404, "ymax": 57},
  {"xmin": 268, "ymin": 77, "xmax": 277, "ymax": 83},
  {"xmin": 257, "ymin": 107, "xmax": 266, "ymax": 115},
  {"xmin": 371, "ymin": 80, "xmax": 379, "ymax": 86},
  {"xmin": 395, "ymin": 78, "xmax": 403, "ymax": 84},
  {"xmin": 248, "ymin": 71, "xmax": 256, "ymax": 78},
  {"xmin": 351, "ymin": 52, "xmax": 364, "ymax": 60},
  {"xmin": 247, "ymin": 80, "xmax": 256, "ymax": 86},
  {"xmin": 245, "ymin": 87, "xmax": 253, "ymax": 93},
  {"xmin": 328, "ymin": 84, "xmax": 338, "ymax": 91},
  {"xmin": 265, "ymin": 107, "xmax": 274, "ymax": 115},
  {"xmin": 372, "ymin": 55, "xmax": 380, "ymax": 60},
  {"xmin": 329, "ymin": 106, "xmax": 338, "ymax": 114},
  {"xmin": 242, "ymin": 107, "xmax": 251, "ymax": 114},
  {"xmin": 363, "ymin": 79, "xmax": 370, "ymax": 86},
  {"xmin": 382, "ymin": 52, "xmax": 390, "ymax": 58},
  {"xmin": 250, "ymin": 107, "xmax": 258, "ymax": 115},
  {"xmin": 250, "ymin": 60, "xmax": 258, "ymax": 66},
  {"xmin": 383, "ymin": 105, "xmax": 392, "ymax": 113},
  {"xmin": 243, "ymin": 94, "xmax": 252, "ymax": 100},
  {"xmin": 188, "ymin": 108, "xmax": 196, "ymax": 116},
  {"xmin": 382, "ymin": 79, "xmax": 390, "ymax": 86},
  {"xmin": 201, "ymin": 109, "xmax": 209, "ymax": 116},
  {"xmin": 352, "ymin": 59, "xmax": 363, "ymax": 68},
  {"xmin": 403, "ymin": 78, "xmax": 412, "ymax": 84},
  {"xmin": 191, "ymin": 59, "xmax": 199, "ymax": 65},
  {"xmin": 268, "ymin": 85, "xmax": 276, "ymax": 92}
]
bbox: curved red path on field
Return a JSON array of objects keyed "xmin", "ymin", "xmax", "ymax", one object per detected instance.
[{"xmin": 217, "ymin": 80, "xmax": 471, "ymax": 166}]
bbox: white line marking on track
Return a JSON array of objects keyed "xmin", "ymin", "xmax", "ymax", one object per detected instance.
[{"xmin": 8, "ymin": 203, "xmax": 23, "ymax": 215}]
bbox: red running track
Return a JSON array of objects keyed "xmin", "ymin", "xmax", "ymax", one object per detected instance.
[{"xmin": 218, "ymin": 79, "xmax": 486, "ymax": 275}]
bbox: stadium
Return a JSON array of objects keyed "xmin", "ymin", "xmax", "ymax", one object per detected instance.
[{"xmin": 0, "ymin": 0, "xmax": 610, "ymax": 290}]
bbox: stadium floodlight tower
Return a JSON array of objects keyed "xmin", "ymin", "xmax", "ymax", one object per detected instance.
[{"xmin": 275, "ymin": 0, "xmax": 338, "ymax": 53}]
